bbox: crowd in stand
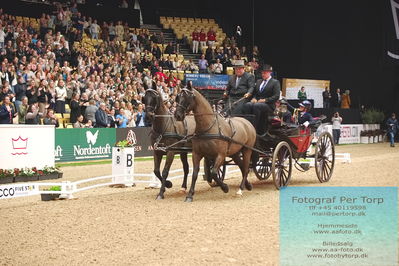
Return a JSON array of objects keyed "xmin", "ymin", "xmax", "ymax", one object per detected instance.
[{"xmin": 0, "ymin": 1, "xmax": 261, "ymax": 128}]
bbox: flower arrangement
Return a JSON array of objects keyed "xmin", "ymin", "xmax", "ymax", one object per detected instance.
[
  {"xmin": 115, "ymin": 139, "xmax": 135, "ymax": 148},
  {"xmin": 0, "ymin": 166, "xmax": 61, "ymax": 179}
]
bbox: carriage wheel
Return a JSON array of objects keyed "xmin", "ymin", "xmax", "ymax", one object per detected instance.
[
  {"xmin": 253, "ymin": 153, "xmax": 272, "ymax": 180},
  {"xmin": 272, "ymin": 141, "xmax": 293, "ymax": 189},
  {"xmin": 315, "ymin": 132, "xmax": 335, "ymax": 182}
]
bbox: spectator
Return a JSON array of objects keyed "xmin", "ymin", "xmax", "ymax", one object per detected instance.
[
  {"xmin": 297, "ymin": 86, "xmax": 307, "ymax": 101},
  {"xmin": 198, "ymin": 54, "xmax": 208, "ymax": 73},
  {"xmin": 212, "ymin": 58, "xmax": 223, "ymax": 74},
  {"xmin": 199, "ymin": 28, "xmax": 207, "ymax": 52},
  {"xmin": 341, "ymin": 90, "xmax": 351, "ymax": 109},
  {"xmin": 135, "ymin": 103, "xmax": 147, "ymax": 127},
  {"xmin": 85, "ymin": 99, "xmax": 98, "ymax": 125},
  {"xmin": 55, "ymin": 79, "xmax": 67, "ymax": 114},
  {"xmin": 164, "ymin": 41, "xmax": 175, "ymax": 54},
  {"xmin": 101, "ymin": 22, "xmax": 109, "ymax": 41},
  {"xmin": 18, "ymin": 96, "xmax": 28, "ymax": 124},
  {"xmin": 322, "ymin": 87, "xmax": 331, "ymax": 109},
  {"xmin": 70, "ymin": 92, "xmax": 81, "ymax": 124},
  {"xmin": 115, "ymin": 108, "xmax": 129, "ymax": 128},
  {"xmin": 108, "ymin": 108, "xmax": 117, "ymax": 128},
  {"xmin": 25, "ymin": 102, "xmax": 43, "ymax": 124},
  {"xmin": 207, "ymin": 27, "xmax": 216, "ymax": 47},
  {"xmin": 95, "ymin": 102, "xmax": 109, "ymax": 128},
  {"xmin": 333, "ymin": 88, "xmax": 342, "ymax": 108},
  {"xmin": 192, "ymin": 28, "xmax": 200, "ymax": 54},
  {"xmin": 0, "ymin": 81, "xmax": 15, "ymax": 102},
  {"xmin": 73, "ymin": 114, "xmax": 86, "ymax": 128},
  {"xmin": 0, "ymin": 95, "xmax": 16, "ymax": 124},
  {"xmin": 43, "ymin": 109, "xmax": 59, "ymax": 127},
  {"xmin": 14, "ymin": 76, "xmax": 27, "ymax": 112},
  {"xmin": 90, "ymin": 20, "xmax": 100, "ymax": 40},
  {"xmin": 331, "ymin": 112, "xmax": 343, "ymax": 145},
  {"xmin": 108, "ymin": 22, "xmax": 116, "ymax": 41},
  {"xmin": 386, "ymin": 113, "xmax": 398, "ymax": 147},
  {"xmin": 115, "ymin": 21, "xmax": 124, "ymax": 41}
]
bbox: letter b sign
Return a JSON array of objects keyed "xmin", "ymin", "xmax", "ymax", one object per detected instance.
[{"xmin": 126, "ymin": 154, "xmax": 133, "ymax": 167}]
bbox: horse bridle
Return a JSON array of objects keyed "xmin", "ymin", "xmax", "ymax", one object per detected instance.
[
  {"xmin": 176, "ymin": 88, "xmax": 195, "ymax": 114},
  {"xmin": 144, "ymin": 89, "xmax": 161, "ymax": 113}
]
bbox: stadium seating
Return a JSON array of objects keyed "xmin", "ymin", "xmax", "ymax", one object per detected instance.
[{"xmin": 160, "ymin": 16, "xmax": 227, "ymax": 49}]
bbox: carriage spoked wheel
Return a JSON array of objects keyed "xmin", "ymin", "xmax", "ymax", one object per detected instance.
[
  {"xmin": 271, "ymin": 141, "xmax": 293, "ymax": 189},
  {"xmin": 252, "ymin": 152, "xmax": 272, "ymax": 180},
  {"xmin": 315, "ymin": 132, "xmax": 335, "ymax": 183}
]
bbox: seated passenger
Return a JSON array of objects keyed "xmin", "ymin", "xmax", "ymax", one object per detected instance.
[{"xmin": 297, "ymin": 100, "xmax": 315, "ymax": 127}]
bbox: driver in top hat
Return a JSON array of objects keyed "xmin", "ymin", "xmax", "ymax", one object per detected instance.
[
  {"xmin": 242, "ymin": 64, "xmax": 281, "ymax": 135},
  {"xmin": 223, "ymin": 60, "xmax": 255, "ymax": 115}
]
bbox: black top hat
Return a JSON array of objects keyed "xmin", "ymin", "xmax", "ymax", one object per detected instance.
[{"xmin": 260, "ymin": 64, "xmax": 273, "ymax": 72}]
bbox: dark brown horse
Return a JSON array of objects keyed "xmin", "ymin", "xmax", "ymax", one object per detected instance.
[
  {"xmin": 175, "ymin": 87, "xmax": 257, "ymax": 202},
  {"xmin": 144, "ymin": 89, "xmax": 195, "ymax": 199}
]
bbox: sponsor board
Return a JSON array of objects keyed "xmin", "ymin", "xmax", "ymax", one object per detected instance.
[
  {"xmin": 55, "ymin": 128, "xmax": 115, "ymax": 162},
  {"xmin": 0, "ymin": 183, "xmax": 39, "ymax": 199},
  {"xmin": 185, "ymin": 73, "xmax": 229, "ymax": 90},
  {"xmin": 0, "ymin": 125, "xmax": 55, "ymax": 169}
]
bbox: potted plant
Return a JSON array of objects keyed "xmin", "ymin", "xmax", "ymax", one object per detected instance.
[
  {"xmin": 0, "ymin": 166, "xmax": 63, "ymax": 184},
  {"xmin": 0, "ymin": 169, "xmax": 15, "ymax": 184},
  {"xmin": 38, "ymin": 166, "xmax": 63, "ymax": 181},
  {"xmin": 41, "ymin": 186, "xmax": 61, "ymax": 201}
]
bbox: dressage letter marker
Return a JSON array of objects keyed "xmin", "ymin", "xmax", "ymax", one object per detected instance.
[{"xmin": 280, "ymin": 187, "xmax": 397, "ymax": 266}]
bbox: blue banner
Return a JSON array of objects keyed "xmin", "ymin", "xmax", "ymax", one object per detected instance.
[{"xmin": 185, "ymin": 74, "xmax": 229, "ymax": 90}]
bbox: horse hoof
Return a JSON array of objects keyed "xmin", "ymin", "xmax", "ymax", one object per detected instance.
[
  {"xmin": 165, "ymin": 181, "xmax": 173, "ymax": 189},
  {"xmin": 236, "ymin": 189, "xmax": 243, "ymax": 196},
  {"xmin": 156, "ymin": 195, "xmax": 164, "ymax": 200},
  {"xmin": 221, "ymin": 184, "xmax": 229, "ymax": 193},
  {"xmin": 208, "ymin": 181, "xmax": 219, "ymax": 187},
  {"xmin": 179, "ymin": 188, "xmax": 187, "ymax": 194},
  {"xmin": 184, "ymin": 197, "xmax": 193, "ymax": 203},
  {"xmin": 245, "ymin": 182, "xmax": 253, "ymax": 191}
]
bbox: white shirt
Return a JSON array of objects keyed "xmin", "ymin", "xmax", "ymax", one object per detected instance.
[{"xmin": 259, "ymin": 76, "xmax": 272, "ymax": 92}]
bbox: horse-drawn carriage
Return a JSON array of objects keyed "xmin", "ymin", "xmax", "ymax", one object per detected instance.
[{"xmin": 144, "ymin": 86, "xmax": 335, "ymax": 201}]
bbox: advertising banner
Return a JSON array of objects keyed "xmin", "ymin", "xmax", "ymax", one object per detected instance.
[
  {"xmin": 185, "ymin": 73, "xmax": 229, "ymax": 90},
  {"xmin": 319, "ymin": 124, "xmax": 379, "ymax": 144},
  {"xmin": 0, "ymin": 183, "xmax": 40, "ymax": 199},
  {"xmin": 116, "ymin": 127, "xmax": 153, "ymax": 157},
  {"xmin": 55, "ymin": 128, "xmax": 115, "ymax": 162},
  {"xmin": 0, "ymin": 125, "xmax": 55, "ymax": 169}
]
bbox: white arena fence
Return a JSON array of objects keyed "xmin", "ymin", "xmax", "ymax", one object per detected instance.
[{"xmin": 0, "ymin": 153, "xmax": 350, "ymax": 201}]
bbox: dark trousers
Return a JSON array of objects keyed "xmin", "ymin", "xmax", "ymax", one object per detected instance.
[
  {"xmin": 332, "ymin": 129, "xmax": 341, "ymax": 144},
  {"xmin": 243, "ymin": 102, "xmax": 274, "ymax": 135},
  {"xmin": 323, "ymin": 101, "xmax": 330, "ymax": 108}
]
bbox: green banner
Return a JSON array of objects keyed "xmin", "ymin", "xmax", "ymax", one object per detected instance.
[{"xmin": 55, "ymin": 128, "xmax": 116, "ymax": 162}]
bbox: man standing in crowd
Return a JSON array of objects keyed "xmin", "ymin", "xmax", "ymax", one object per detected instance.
[
  {"xmin": 242, "ymin": 65, "xmax": 280, "ymax": 135},
  {"xmin": 95, "ymin": 102, "xmax": 109, "ymax": 128},
  {"xmin": 331, "ymin": 112, "xmax": 343, "ymax": 145},
  {"xmin": 224, "ymin": 60, "xmax": 255, "ymax": 115},
  {"xmin": 386, "ymin": 113, "xmax": 398, "ymax": 147},
  {"xmin": 192, "ymin": 28, "xmax": 200, "ymax": 54},
  {"xmin": 322, "ymin": 86, "xmax": 331, "ymax": 109},
  {"xmin": 333, "ymin": 88, "xmax": 341, "ymax": 108}
]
